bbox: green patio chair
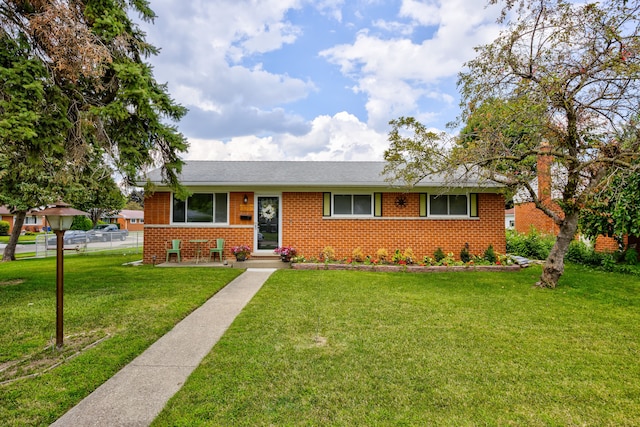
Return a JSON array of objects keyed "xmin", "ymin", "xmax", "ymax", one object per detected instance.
[
  {"xmin": 166, "ymin": 239, "xmax": 182, "ymax": 263},
  {"xmin": 209, "ymin": 238, "xmax": 225, "ymax": 262}
]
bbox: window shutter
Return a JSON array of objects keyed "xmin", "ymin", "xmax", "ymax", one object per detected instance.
[
  {"xmin": 374, "ymin": 193, "xmax": 383, "ymax": 217},
  {"xmin": 323, "ymin": 192, "xmax": 331, "ymax": 216},
  {"xmin": 470, "ymin": 193, "xmax": 479, "ymax": 217},
  {"xmin": 419, "ymin": 193, "xmax": 427, "ymax": 217}
]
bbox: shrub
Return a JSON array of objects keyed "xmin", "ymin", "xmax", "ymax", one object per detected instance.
[
  {"xmin": 403, "ymin": 248, "xmax": 415, "ymax": 264},
  {"xmin": 565, "ymin": 239, "xmax": 593, "ymax": 264},
  {"xmin": 352, "ymin": 247, "xmax": 365, "ymax": 262},
  {"xmin": 0, "ymin": 220, "xmax": 9, "ymax": 236},
  {"xmin": 72, "ymin": 215, "xmax": 93, "ymax": 231},
  {"xmin": 433, "ymin": 247, "xmax": 445, "ymax": 262},
  {"xmin": 506, "ymin": 228, "xmax": 555, "ymax": 259},
  {"xmin": 601, "ymin": 253, "xmax": 617, "ymax": 271},
  {"xmin": 376, "ymin": 248, "xmax": 388, "ymax": 263},
  {"xmin": 460, "ymin": 246, "xmax": 471, "ymax": 263},
  {"xmin": 321, "ymin": 246, "xmax": 335, "ymax": 262},
  {"xmin": 624, "ymin": 248, "xmax": 639, "ymax": 265},
  {"xmin": 392, "ymin": 249, "xmax": 404, "ymax": 264},
  {"xmin": 439, "ymin": 252, "xmax": 457, "ymax": 266},
  {"xmin": 484, "ymin": 245, "xmax": 497, "ymax": 264}
]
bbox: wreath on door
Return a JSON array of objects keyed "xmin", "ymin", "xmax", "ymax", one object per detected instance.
[{"xmin": 261, "ymin": 204, "xmax": 276, "ymax": 221}]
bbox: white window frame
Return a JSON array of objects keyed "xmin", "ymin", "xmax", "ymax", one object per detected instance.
[
  {"xmin": 24, "ymin": 215, "xmax": 39, "ymax": 225},
  {"xmin": 331, "ymin": 193, "xmax": 374, "ymax": 217},
  {"xmin": 171, "ymin": 193, "xmax": 229, "ymax": 225},
  {"xmin": 428, "ymin": 194, "xmax": 470, "ymax": 218}
]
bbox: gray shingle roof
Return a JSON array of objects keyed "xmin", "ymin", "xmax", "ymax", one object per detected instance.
[{"xmin": 141, "ymin": 161, "xmax": 500, "ymax": 189}]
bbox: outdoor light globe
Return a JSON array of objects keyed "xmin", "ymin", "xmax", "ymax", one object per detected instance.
[
  {"xmin": 39, "ymin": 201, "xmax": 88, "ymax": 231},
  {"xmin": 46, "ymin": 215, "xmax": 75, "ymax": 231}
]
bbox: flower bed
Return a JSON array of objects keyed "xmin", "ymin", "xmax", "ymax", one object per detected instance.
[
  {"xmin": 288, "ymin": 245, "xmax": 523, "ymax": 273},
  {"xmin": 291, "ymin": 263, "xmax": 522, "ymax": 273}
]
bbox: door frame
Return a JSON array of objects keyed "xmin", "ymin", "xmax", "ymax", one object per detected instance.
[{"xmin": 254, "ymin": 193, "xmax": 281, "ymax": 254}]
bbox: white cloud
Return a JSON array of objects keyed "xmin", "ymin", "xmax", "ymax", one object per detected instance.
[
  {"xmin": 138, "ymin": 0, "xmax": 316, "ymax": 141},
  {"xmin": 320, "ymin": 0, "xmax": 503, "ymax": 130},
  {"xmin": 313, "ymin": 0, "xmax": 345, "ymax": 22},
  {"xmin": 136, "ymin": 0, "xmax": 504, "ymax": 162},
  {"xmin": 183, "ymin": 112, "xmax": 389, "ymax": 161},
  {"xmin": 399, "ymin": 0, "xmax": 441, "ymax": 26}
]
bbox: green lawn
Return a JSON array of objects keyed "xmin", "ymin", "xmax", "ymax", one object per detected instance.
[
  {"xmin": 0, "ymin": 234, "xmax": 38, "ymax": 244},
  {"xmin": 153, "ymin": 266, "xmax": 640, "ymax": 426},
  {"xmin": 0, "ymin": 254, "xmax": 242, "ymax": 426}
]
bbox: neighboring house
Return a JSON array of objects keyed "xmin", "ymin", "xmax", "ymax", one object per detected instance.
[
  {"xmin": 103, "ymin": 210, "xmax": 144, "ymax": 232},
  {"xmin": 140, "ymin": 161, "xmax": 507, "ymax": 264},
  {"xmin": 0, "ymin": 206, "xmax": 47, "ymax": 233},
  {"xmin": 513, "ymin": 154, "xmax": 632, "ymax": 252},
  {"xmin": 513, "ymin": 152, "xmax": 563, "ymax": 236},
  {"xmin": 505, "ymin": 208, "xmax": 515, "ymax": 229}
]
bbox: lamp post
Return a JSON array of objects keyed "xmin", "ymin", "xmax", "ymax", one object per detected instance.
[{"xmin": 39, "ymin": 201, "xmax": 88, "ymax": 350}]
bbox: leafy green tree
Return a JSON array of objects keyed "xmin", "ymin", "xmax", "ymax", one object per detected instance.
[
  {"xmin": 0, "ymin": 0, "xmax": 188, "ymax": 261},
  {"xmin": 66, "ymin": 165, "xmax": 127, "ymax": 227},
  {"xmin": 579, "ymin": 170, "xmax": 640, "ymax": 243},
  {"xmin": 127, "ymin": 189, "xmax": 145, "ymax": 208},
  {"xmin": 385, "ymin": 0, "xmax": 640, "ymax": 288},
  {"xmin": 0, "ymin": 34, "xmax": 72, "ymax": 260}
]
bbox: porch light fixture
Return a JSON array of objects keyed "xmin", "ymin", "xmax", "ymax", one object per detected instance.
[
  {"xmin": 243, "ymin": 194, "xmax": 248, "ymax": 204},
  {"xmin": 39, "ymin": 200, "xmax": 89, "ymax": 350}
]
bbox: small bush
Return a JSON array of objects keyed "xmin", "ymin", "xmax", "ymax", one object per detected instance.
[
  {"xmin": 601, "ymin": 254, "xmax": 617, "ymax": 271},
  {"xmin": 351, "ymin": 247, "xmax": 365, "ymax": 262},
  {"xmin": 484, "ymin": 245, "xmax": 497, "ymax": 264},
  {"xmin": 460, "ymin": 246, "xmax": 471, "ymax": 263},
  {"xmin": 321, "ymin": 246, "xmax": 336, "ymax": 262},
  {"xmin": 376, "ymin": 248, "xmax": 388, "ymax": 263},
  {"xmin": 72, "ymin": 215, "xmax": 93, "ymax": 231},
  {"xmin": 565, "ymin": 240, "xmax": 593, "ymax": 264},
  {"xmin": 392, "ymin": 249, "xmax": 404, "ymax": 264},
  {"xmin": 433, "ymin": 247, "xmax": 445, "ymax": 262},
  {"xmin": 624, "ymin": 248, "xmax": 639, "ymax": 265},
  {"xmin": 506, "ymin": 228, "xmax": 555, "ymax": 259},
  {"xmin": 0, "ymin": 220, "xmax": 9, "ymax": 236},
  {"xmin": 403, "ymin": 248, "xmax": 415, "ymax": 264},
  {"xmin": 439, "ymin": 252, "xmax": 457, "ymax": 266}
]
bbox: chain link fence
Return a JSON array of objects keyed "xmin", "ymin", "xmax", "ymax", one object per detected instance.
[{"xmin": 34, "ymin": 231, "xmax": 143, "ymax": 257}]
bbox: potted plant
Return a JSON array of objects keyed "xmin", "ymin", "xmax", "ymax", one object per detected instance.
[
  {"xmin": 231, "ymin": 245, "xmax": 250, "ymax": 261},
  {"xmin": 274, "ymin": 246, "xmax": 297, "ymax": 262}
]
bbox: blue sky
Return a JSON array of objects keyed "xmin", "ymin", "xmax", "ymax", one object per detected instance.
[{"xmin": 138, "ymin": 0, "xmax": 504, "ymax": 161}]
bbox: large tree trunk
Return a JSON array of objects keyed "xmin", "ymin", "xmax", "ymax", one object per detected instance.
[
  {"xmin": 2, "ymin": 210, "xmax": 26, "ymax": 262},
  {"xmin": 538, "ymin": 211, "xmax": 580, "ymax": 288}
]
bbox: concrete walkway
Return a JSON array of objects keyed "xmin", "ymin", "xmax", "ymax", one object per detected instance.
[{"xmin": 51, "ymin": 268, "xmax": 276, "ymax": 427}]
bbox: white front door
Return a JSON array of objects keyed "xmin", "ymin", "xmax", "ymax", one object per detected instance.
[{"xmin": 255, "ymin": 195, "xmax": 280, "ymax": 253}]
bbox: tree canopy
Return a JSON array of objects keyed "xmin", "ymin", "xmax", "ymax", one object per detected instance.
[
  {"xmin": 384, "ymin": 0, "xmax": 640, "ymax": 287},
  {"xmin": 0, "ymin": 0, "xmax": 188, "ymax": 260}
]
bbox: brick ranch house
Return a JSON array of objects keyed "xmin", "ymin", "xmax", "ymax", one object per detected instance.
[
  {"xmin": 140, "ymin": 161, "xmax": 506, "ymax": 264},
  {"xmin": 0, "ymin": 206, "xmax": 47, "ymax": 233},
  {"xmin": 102, "ymin": 209, "xmax": 145, "ymax": 232}
]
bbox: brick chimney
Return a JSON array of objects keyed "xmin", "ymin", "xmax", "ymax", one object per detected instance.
[{"xmin": 537, "ymin": 143, "xmax": 552, "ymax": 202}]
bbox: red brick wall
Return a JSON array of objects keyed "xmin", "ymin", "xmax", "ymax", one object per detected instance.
[
  {"xmin": 144, "ymin": 226, "xmax": 254, "ymax": 263},
  {"xmin": 143, "ymin": 191, "xmax": 506, "ymax": 263},
  {"xmin": 514, "ymin": 202, "xmax": 560, "ymax": 235},
  {"xmin": 145, "ymin": 192, "xmax": 171, "ymax": 225},
  {"xmin": 282, "ymin": 192, "xmax": 505, "ymax": 260},
  {"xmin": 594, "ymin": 235, "xmax": 627, "ymax": 252}
]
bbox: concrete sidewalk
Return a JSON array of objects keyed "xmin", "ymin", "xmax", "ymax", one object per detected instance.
[{"xmin": 51, "ymin": 268, "xmax": 276, "ymax": 427}]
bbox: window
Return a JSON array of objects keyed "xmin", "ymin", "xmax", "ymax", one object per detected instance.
[
  {"xmin": 24, "ymin": 216, "xmax": 39, "ymax": 225},
  {"xmin": 428, "ymin": 194, "xmax": 470, "ymax": 216},
  {"xmin": 172, "ymin": 193, "xmax": 228, "ymax": 223},
  {"xmin": 333, "ymin": 194, "xmax": 372, "ymax": 216}
]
